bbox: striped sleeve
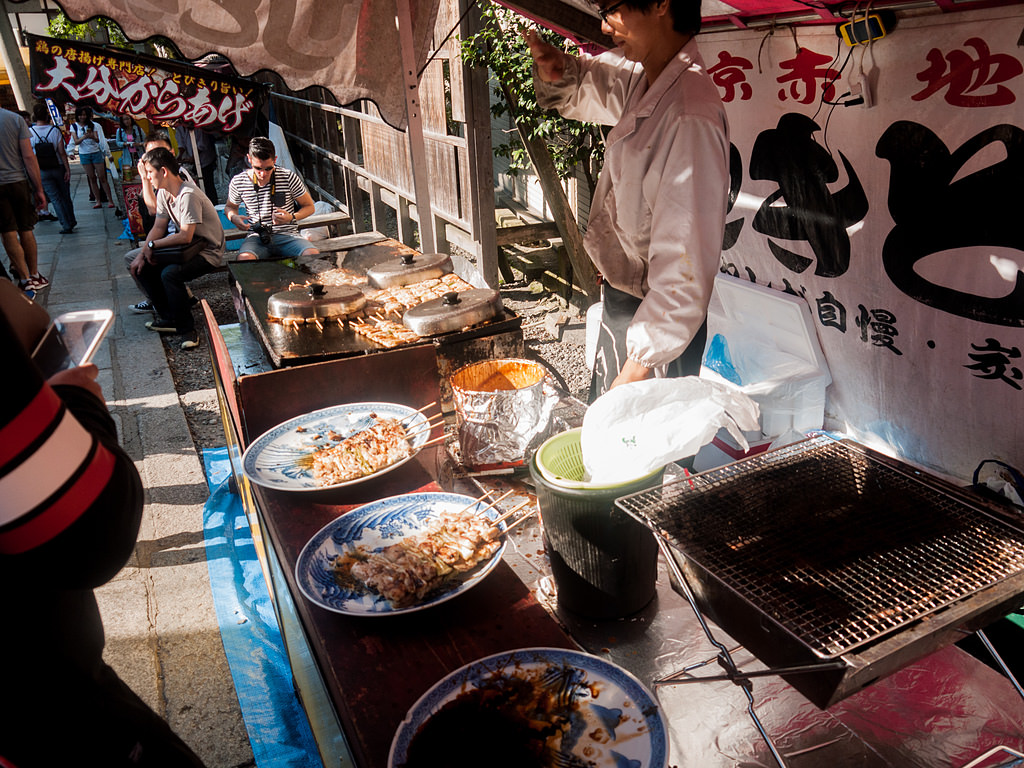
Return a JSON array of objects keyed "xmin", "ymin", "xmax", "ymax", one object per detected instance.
[
  {"xmin": 284, "ymin": 167, "xmax": 308, "ymax": 200},
  {"xmin": 0, "ymin": 321, "xmax": 116, "ymax": 555}
]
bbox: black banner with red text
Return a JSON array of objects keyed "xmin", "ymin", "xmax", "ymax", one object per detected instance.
[{"xmin": 28, "ymin": 33, "xmax": 267, "ymax": 134}]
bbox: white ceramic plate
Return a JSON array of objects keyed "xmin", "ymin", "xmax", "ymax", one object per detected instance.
[
  {"xmin": 389, "ymin": 647, "xmax": 668, "ymax": 768},
  {"xmin": 295, "ymin": 492, "xmax": 507, "ymax": 616},
  {"xmin": 241, "ymin": 402, "xmax": 431, "ymax": 492}
]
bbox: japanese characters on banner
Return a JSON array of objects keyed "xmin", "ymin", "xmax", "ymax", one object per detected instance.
[
  {"xmin": 699, "ymin": 6, "xmax": 1023, "ymax": 480},
  {"xmin": 26, "ymin": 33, "xmax": 267, "ymax": 133}
]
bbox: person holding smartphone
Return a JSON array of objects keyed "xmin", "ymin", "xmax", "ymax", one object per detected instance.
[
  {"xmin": 223, "ymin": 136, "xmax": 318, "ymax": 261},
  {"xmin": 0, "ymin": 281, "xmax": 207, "ymax": 767}
]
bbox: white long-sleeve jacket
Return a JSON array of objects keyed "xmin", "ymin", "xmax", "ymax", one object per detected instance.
[{"xmin": 535, "ymin": 38, "xmax": 729, "ymax": 370}]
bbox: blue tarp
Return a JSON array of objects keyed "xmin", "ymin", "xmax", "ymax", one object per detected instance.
[{"xmin": 201, "ymin": 448, "xmax": 322, "ymax": 768}]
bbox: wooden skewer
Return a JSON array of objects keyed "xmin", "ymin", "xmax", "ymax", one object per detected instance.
[
  {"xmin": 405, "ymin": 418, "xmax": 444, "ymax": 440},
  {"xmin": 406, "ymin": 415, "xmax": 444, "ymax": 433},
  {"xmin": 453, "ymin": 489, "xmax": 497, "ymax": 517},
  {"xmin": 420, "ymin": 433, "xmax": 448, "ymax": 448},
  {"xmin": 409, "ymin": 411, "xmax": 441, "ymax": 426},
  {"xmin": 470, "ymin": 489, "xmax": 515, "ymax": 518},
  {"xmin": 413, "ymin": 400, "xmax": 438, "ymax": 415},
  {"xmin": 492, "ymin": 499, "xmax": 531, "ymax": 525},
  {"xmin": 501, "ymin": 507, "xmax": 538, "ymax": 534}
]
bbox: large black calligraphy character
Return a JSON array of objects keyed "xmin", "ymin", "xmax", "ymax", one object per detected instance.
[
  {"xmin": 722, "ymin": 144, "xmax": 743, "ymax": 250},
  {"xmin": 877, "ymin": 122, "xmax": 1024, "ymax": 327},
  {"xmin": 750, "ymin": 113, "xmax": 868, "ymax": 278}
]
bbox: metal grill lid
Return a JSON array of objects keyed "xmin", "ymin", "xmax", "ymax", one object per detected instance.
[
  {"xmin": 402, "ymin": 289, "xmax": 502, "ymax": 336},
  {"xmin": 366, "ymin": 252, "xmax": 453, "ymax": 289},
  {"xmin": 267, "ymin": 282, "xmax": 366, "ymax": 322}
]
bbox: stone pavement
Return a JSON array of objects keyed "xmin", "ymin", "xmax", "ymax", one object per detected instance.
[{"xmin": 32, "ymin": 165, "xmax": 254, "ymax": 768}]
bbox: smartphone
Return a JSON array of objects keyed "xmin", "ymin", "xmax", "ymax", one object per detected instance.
[{"xmin": 31, "ymin": 308, "xmax": 114, "ymax": 378}]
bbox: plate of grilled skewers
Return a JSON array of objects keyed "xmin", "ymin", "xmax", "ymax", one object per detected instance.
[
  {"xmin": 241, "ymin": 401, "xmax": 444, "ymax": 492},
  {"xmin": 295, "ymin": 490, "xmax": 535, "ymax": 615}
]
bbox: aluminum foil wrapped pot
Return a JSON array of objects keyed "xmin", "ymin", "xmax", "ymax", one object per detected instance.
[{"xmin": 449, "ymin": 358, "xmax": 555, "ymax": 471}]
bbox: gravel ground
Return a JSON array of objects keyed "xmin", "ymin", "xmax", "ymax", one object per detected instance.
[{"xmin": 163, "ymin": 265, "xmax": 591, "ymax": 453}]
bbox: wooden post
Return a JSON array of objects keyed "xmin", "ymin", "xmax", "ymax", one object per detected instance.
[
  {"xmin": 496, "ymin": 78, "xmax": 597, "ymax": 301},
  {"xmin": 341, "ymin": 115, "xmax": 366, "ymax": 232},
  {"xmin": 460, "ymin": 0, "xmax": 501, "ymax": 287},
  {"xmin": 395, "ymin": 0, "xmax": 439, "ymax": 254}
]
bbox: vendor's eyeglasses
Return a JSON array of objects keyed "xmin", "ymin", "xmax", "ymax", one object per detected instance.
[{"xmin": 597, "ymin": 0, "xmax": 628, "ymax": 22}]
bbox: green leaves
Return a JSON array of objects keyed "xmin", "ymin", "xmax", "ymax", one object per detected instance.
[{"xmin": 459, "ymin": 2, "xmax": 604, "ymax": 194}]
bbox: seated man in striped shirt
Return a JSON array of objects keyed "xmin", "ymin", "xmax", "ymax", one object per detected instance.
[{"xmin": 223, "ymin": 136, "xmax": 319, "ymax": 261}]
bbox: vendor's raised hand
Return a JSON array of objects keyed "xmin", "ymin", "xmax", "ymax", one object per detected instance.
[{"xmin": 522, "ymin": 29, "xmax": 566, "ymax": 83}]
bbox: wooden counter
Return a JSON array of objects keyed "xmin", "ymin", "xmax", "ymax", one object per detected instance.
[{"xmin": 201, "ymin": 299, "xmax": 1024, "ymax": 768}]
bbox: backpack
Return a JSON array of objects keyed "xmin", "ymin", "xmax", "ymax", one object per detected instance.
[{"xmin": 31, "ymin": 127, "xmax": 61, "ymax": 170}]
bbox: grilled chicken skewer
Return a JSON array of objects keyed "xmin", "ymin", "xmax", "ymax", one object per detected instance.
[{"xmin": 335, "ymin": 502, "xmax": 534, "ymax": 607}]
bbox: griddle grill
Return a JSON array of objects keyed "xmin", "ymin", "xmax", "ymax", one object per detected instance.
[{"xmin": 616, "ymin": 435, "xmax": 1024, "ymax": 718}]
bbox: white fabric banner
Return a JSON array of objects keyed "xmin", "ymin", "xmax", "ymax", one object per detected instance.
[{"xmin": 698, "ymin": 6, "xmax": 1024, "ymax": 480}]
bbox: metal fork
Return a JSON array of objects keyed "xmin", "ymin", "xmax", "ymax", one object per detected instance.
[{"xmin": 548, "ymin": 749, "xmax": 591, "ymax": 768}]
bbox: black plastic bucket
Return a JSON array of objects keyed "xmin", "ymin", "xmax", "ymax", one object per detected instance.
[{"xmin": 529, "ymin": 453, "xmax": 661, "ymax": 618}]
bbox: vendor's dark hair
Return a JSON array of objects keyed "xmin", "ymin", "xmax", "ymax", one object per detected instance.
[
  {"xmin": 596, "ymin": 0, "xmax": 701, "ymax": 35},
  {"xmin": 248, "ymin": 136, "xmax": 276, "ymax": 160},
  {"xmin": 141, "ymin": 147, "xmax": 180, "ymax": 175},
  {"xmin": 31, "ymin": 101, "xmax": 50, "ymax": 122}
]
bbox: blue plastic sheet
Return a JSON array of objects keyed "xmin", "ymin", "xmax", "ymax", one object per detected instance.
[{"xmin": 201, "ymin": 448, "xmax": 322, "ymax": 768}]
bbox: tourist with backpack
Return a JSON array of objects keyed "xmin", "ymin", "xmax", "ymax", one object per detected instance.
[{"xmin": 30, "ymin": 102, "xmax": 76, "ymax": 234}]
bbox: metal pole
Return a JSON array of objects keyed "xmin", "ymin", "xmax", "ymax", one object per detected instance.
[
  {"xmin": 0, "ymin": 0, "xmax": 32, "ymax": 109},
  {"xmin": 188, "ymin": 129, "xmax": 204, "ymax": 191},
  {"xmin": 394, "ymin": 0, "xmax": 438, "ymax": 255}
]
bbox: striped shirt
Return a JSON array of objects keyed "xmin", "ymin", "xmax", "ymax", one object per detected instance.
[{"xmin": 227, "ymin": 165, "xmax": 308, "ymax": 236}]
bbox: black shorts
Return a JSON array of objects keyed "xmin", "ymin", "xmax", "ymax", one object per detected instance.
[{"xmin": 0, "ymin": 179, "xmax": 37, "ymax": 233}]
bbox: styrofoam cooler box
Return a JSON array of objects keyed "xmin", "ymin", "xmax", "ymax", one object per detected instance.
[
  {"xmin": 585, "ymin": 300, "xmax": 603, "ymax": 371},
  {"xmin": 694, "ymin": 274, "xmax": 831, "ymax": 469},
  {"xmin": 691, "ymin": 430, "xmax": 773, "ymax": 473}
]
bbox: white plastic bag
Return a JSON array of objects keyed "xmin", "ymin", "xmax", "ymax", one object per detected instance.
[
  {"xmin": 302, "ymin": 201, "xmax": 336, "ymax": 241},
  {"xmin": 581, "ymin": 376, "xmax": 760, "ymax": 484}
]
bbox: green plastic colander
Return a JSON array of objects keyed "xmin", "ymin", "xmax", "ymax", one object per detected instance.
[{"xmin": 534, "ymin": 428, "xmax": 661, "ymax": 490}]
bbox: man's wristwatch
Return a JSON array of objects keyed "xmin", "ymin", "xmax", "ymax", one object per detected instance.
[{"xmin": 147, "ymin": 240, "xmax": 155, "ymax": 249}]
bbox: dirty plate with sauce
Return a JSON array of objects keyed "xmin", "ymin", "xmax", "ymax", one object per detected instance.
[
  {"xmin": 389, "ymin": 647, "xmax": 668, "ymax": 768},
  {"xmin": 241, "ymin": 402, "xmax": 431, "ymax": 492}
]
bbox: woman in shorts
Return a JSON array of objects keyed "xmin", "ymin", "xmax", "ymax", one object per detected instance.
[{"xmin": 70, "ymin": 105, "xmax": 114, "ymax": 209}]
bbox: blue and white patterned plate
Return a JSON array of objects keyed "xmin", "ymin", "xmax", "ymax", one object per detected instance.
[
  {"xmin": 388, "ymin": 647, "xmax": 668, "ymax": 768},
  {"xmin": 295, "ymin": 492, "xmax": 507, "ymax": 616},
  {"xmin": 241, "ymin": 402, "xmax": 431, "ymax": 492}
]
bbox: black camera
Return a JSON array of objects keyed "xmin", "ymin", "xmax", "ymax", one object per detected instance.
[{"xmin": 251, "ymin": 222, "xmax": 272, "ymax": 246}]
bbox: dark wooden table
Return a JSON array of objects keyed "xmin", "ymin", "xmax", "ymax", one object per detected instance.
[{"xmin": 251, "ymin": 452, "xmax": 576, "ymax": 768}]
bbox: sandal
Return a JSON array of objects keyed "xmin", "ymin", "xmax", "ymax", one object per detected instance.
[
  {"xmin": 93, "ymin": 203, "xmax": 102, "ymax": 209},
  {"xmin": 107, "ymin": 203, "xmax": 116, "ymax": 208}
]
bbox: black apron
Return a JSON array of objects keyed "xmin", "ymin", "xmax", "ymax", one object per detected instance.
[{"xmin": 588, "ymin": 282, "xmax": 708, "ymax": 403}]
